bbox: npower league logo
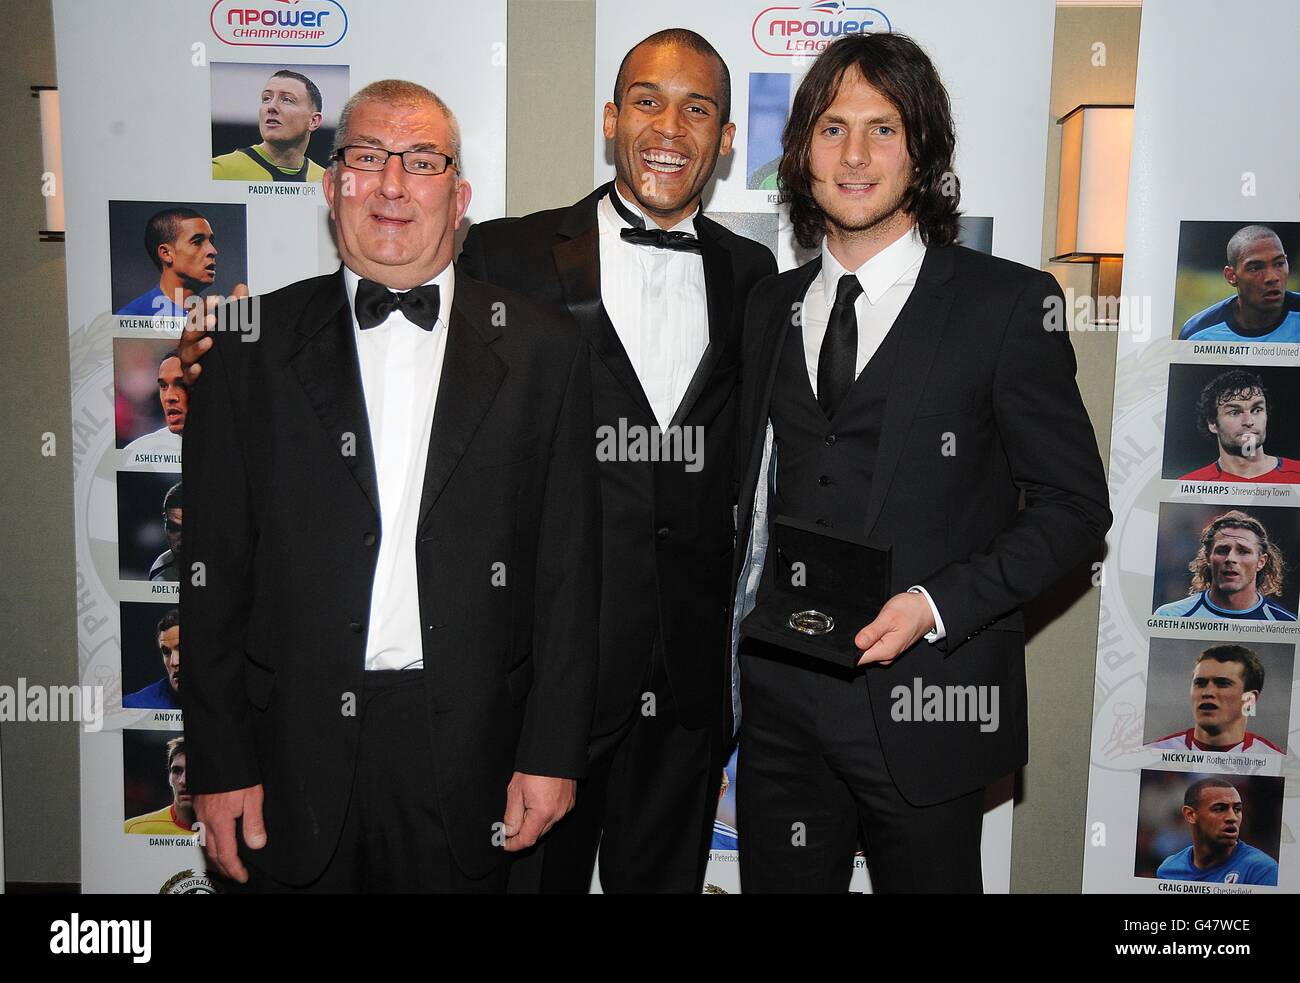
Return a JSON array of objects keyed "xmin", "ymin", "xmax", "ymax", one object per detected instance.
[
  {"xmin": 753, "ymin": 1, "xmax": 891, "ymax": 56},
  {"xmin": 211, "ymin": 0, "xmax": 349, "ymax": 48}
]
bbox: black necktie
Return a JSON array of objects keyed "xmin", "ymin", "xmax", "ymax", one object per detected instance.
[
  {"xmin": 817, "ymin": 274, "xmax": 863, "ymax": 419},
  {"xmin": 355, "ymin": 278, "xmax": 441, "ymax": 331},
  {"xmin": 608, "ymin": 187, "xmax": 702, "ymax": 254}
]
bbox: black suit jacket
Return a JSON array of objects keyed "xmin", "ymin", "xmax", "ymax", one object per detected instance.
[
  {"xmin": 180, "ymin": 266, "xmax": 600, "ymax": 883},
  {"xmin": 460, "ymin": 184, "xmax": 776, "ymax": 736},
  {"xmin": 729, "ymin": 245, "xmax": 1111, "ymax": 804}
]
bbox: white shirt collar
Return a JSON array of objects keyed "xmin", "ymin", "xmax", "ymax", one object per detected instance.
[
  {"xmin": 342, "ymin": 262, "xmax": 455, "ymax": 331},
  {"xmin": 820, "ymin": 225, "xmax": 926, "ymax": 306},
  {"xmin": 602, "ymin": 183, "xmax": 700, "ymax": 236}
]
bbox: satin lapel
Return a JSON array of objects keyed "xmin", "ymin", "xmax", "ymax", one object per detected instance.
[
  {"xmin": 553, "ymin": 192, "xmax": 656, "ymax": 425},
  {"xmin": 861, "ymin": 246, "xmax": 957, "ymax": 538},
  {"xmin": 416, "ymin": 279, "xmax": 507, "ymax": 532},
  {"xmin": 668, "ymin": 223, "xmax": 733, "ymax": 429},
  {"xmin": 289, "ymin": 271, "xmax": 380, "ymax": 517}
]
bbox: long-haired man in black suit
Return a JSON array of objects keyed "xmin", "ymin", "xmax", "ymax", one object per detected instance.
[{"xmin": 728, "ymin": 33, "xmax": 1110, "ymax": 893}]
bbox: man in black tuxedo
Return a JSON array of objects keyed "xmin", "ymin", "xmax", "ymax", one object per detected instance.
[
  {"xmin": 459, "ymin": 29, "xmax": 776, "ymax": 893},
  {"xmin": 180, "ymin": 79, "xmax": 599, "ymax": 892},
  {"xmin": 728, "ymin": 33, "xmax": 1111, "ymax": 892}
]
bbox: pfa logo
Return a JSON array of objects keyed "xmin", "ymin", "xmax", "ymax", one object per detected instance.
[
  {"xmin": 211, "ymin": 0, "xmax": 349, "ymax": 48},
  {"xmin": 753, "ymin": 1, "xmax": 891, "ymax": 57},
  {"xmin": 159, "ymin": 869, "xmax": 220, "ymax": 894}
]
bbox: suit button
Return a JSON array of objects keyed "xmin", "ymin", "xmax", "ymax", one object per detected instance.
[
  {"xmin": 657, "ymin": 527, "xmax": 670, "ymax": 540},
  {"xmin": 363, "ymin": 532, "xmax": 377, "ymax": 546},
  {"xmin": 815, "ymin": 518, "xmax": 830, "ymax": 527},
  {"xmin": 349, "ymin": 621, "xmax": 363, "ymax": 634},
  {"xmin": 818, "ymin": 475, "xmax": 832, "ymax": 487},
  {"xmin": 825, "ymin": 433, "xmax": 837, "ymax": 446}
]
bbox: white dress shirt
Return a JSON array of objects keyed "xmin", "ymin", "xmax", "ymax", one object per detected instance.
[
  {"xmin": 798, "ymin": 226, "xmax": 946, "ymax": 643},
  {"xmin": 343, "ymin": 263, "xmax": 453, "ymax": 670},
  {"xmin": 801, "ymin": 224, "xmax": 926, "ymax": 394},
  {"xmin": 598, "ymin": 186, "xmax": 709, "ymax": 430}
]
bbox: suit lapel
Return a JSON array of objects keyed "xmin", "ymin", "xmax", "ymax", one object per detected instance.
[
  {"xmin": 861, "ymin": 246, "xmax": 957, "ymax": 537},
  {"xmin": 289, "ymin": 269, "xmax": 380, "ymax": 517},
  {"xmin": 417, "ymin": 273, "xmax": 507, "ymax": 532},
  {"xmin": 668, "ymin": 218, "xmax": 733, "ymax": 429},
  {"xmin": 739, "ymin": 259, "xmax": 821, "ymax": 518},
  {"xmin": 553, "ymin": 184, "xmax": 656, "ymax": 425}
]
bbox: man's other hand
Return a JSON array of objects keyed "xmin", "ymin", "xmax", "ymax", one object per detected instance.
[
  {"xmin": 500, "ymin": 772, "xmax": 576, "ymax": 852},
  {"xmin": 195, "ymin": 783, "xmax": 266, "ymax": 883},
  {"xmin": 179, "ymin": 282, "xmax": 248, "ymax": 385}
]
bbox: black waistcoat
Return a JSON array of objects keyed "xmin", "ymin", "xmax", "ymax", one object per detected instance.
[{"xmin": 759, "ymin": 300, "xmax": 902, "ymax": 598}]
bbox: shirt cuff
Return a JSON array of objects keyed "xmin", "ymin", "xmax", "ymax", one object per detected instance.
[{"xmin": 907, "ymin": 585, "xmax": 946, "ymax": 643}]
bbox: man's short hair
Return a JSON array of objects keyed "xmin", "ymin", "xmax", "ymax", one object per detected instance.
[
  {"xmin": 1226, "ymin": 225, "xmax": 1283, "ymax": 270},
  {"xmin": 777, "ymin": 32, "xmax": 961, "ymax": 251},
  {"xmin": 163, "ymin": 481, "xmax": 182, "ymax": 513},
  {"xmin": 1188, "ymin": 509, "xmax": 1285, "ymax": 597},
  {"xmin": 1184, "ymin": 776, "xmax": 1237, "ymax": 810},
  {"xmin": 612, "ymin": 29, "xmax": 732, "ymax": 124},
  {"xmin": 156, "ymin": 607, "xmax": 180, "ymax": 642},
  {"xmin": 1196, "ymin": 644, "xmax": 1265, "ymax": 694},
  {"xmin": 270, "ymin": 69, "xmax": 322, "ymax": 113},
  {"xmin": 1194, "ymin": 369, "xmax": 1268, "ymax": 439},
  {"xmin": 165, "ymin": 735, "xmax": 185, "ymax": 769},
  {"xmin": 332, "ymin": 79, "xmax": 462, "ymax": 173},
  {"xmin": 143, "ymin": 208, "xmax": 204, "ymax": 273}
]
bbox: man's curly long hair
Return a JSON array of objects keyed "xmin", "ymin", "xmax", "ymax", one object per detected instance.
[
  {"xmin": 1189, "ymin": 510, "xmax": 1285, "ymax": 597},
  {"xmin": 778, "ymin": 32, "xmax": 961, "ymax": 250}
]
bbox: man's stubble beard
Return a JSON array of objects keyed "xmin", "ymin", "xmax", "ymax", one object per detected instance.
[{"xmin": 819, "ymin": 183, "xmax": 912, "ymax": 247}]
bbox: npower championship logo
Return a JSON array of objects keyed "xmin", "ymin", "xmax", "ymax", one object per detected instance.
[
  {"xmin": 211, "ymin": 0, "xmax": 349, "ymax": 48},
  {"xmin": 753, "ymin": 1, "xmax": 891, "ymax": 56}
]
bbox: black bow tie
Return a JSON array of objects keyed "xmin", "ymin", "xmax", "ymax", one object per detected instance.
[
  {"xmin": 608, "ymin": 187, "xmax": 702, "ymax": 254},
  {"xmin": 355, "ymin": 278, "xmax": 441, "ymax": 331}
]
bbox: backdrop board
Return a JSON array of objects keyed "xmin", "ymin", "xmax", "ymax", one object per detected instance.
[
  {"xmin": 1083, "ymin": 0, "xmax": 1300, "ymax": 894},
  {"xmin": 594, "ymin": 0, "xmax": 1058, "ymax": 894},
  {"xmin": 54, "ymin": 0, "xmax": 507, "ymax": 894}
]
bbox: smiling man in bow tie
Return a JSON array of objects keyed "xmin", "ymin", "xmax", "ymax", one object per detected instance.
[
  {"xmin": 459, "ymin": 29, "xmax": 776, "ymax": 894},
  {"xmin": 180, "ymin": 79, "xmax": 599, "ymax": 893}
]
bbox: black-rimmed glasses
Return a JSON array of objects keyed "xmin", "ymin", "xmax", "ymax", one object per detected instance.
[{"xmin": 332, "ymin": 145, "xmax": 456, "ymax": 176}]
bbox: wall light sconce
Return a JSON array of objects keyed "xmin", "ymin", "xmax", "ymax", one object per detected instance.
[
  {"xmin": 1050, "ymin": 104, "xmax": 1133, "ymax": 326},
  {"xmin": 32, "ymin": 85, "xmax": 64, "ymax": 242}
]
